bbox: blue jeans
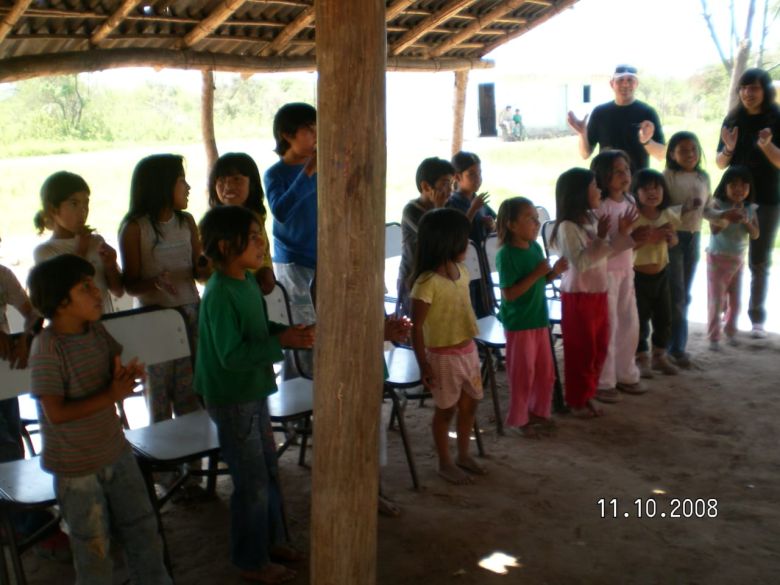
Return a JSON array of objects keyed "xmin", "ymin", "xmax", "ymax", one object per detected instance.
[
  {"xmin": 668, "ymin": 231, "xmax": 700, "ymax": 356},
  {"xmin": 748, "ymin": 204, "xmax": 780, "ymax": 325},
  {"xmin": 54, "ymin": 449, "xmax": 171, "ymax": 585},
  {"xmin": 207, "ymin": 400, "xmax": 287, "ymax": 571}
]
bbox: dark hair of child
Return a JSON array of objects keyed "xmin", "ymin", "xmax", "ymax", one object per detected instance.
[
  {"xmin": 415, "ymin": 157, "xmax": 455, "ymax": 193},
  {"xmin": 728, "ymin": 68, "xmax": 777, "ymax": 118},
  {"xmin": 121, "ymin": 154, "xmax": 185, "ymax": 243},
  {"xmin": 208, "ymin": 152, "xmax": 266, "ymax": 217},
  {"xmin": 631, "ymin": 169, "xmax": 672, "ymax": 210},
  {"xmin": 199, "ymin": 206, "xmax": 259, "ymax": 268},
  {"xmin": 27, "ymin": 254, "xmax": 95, "ymax": 319},
  {"xmin": 713, "ymin": 165, "xmax": 756, "ymax": 204},
  {"xmin": 496, "ymin": 196, "xmax": 534, "ymax": 246},
  {"xmin": 408, "ymin": 208, "xmax": 470, "ymax": 289},
  {"xmin": 590, "ymin": 149, "xmax": 632, "ymax": 198},
  {"xmin": 665, "ymin": 131, "xmax": 708, "ymax": 177},
  {"xmin": 550, "ymin": 168, "xmax": 596, "ymax": 245},
  {"xmin": 451, "ymin": 151, "xmax": 481, "ymax": 174},
  {"xmin": 34, "ymin": 171, "xmax": 90, "ymax": 234},
  {"xmin": 272, "ymin": 102, "xmax": 317, "ymax": 156}
]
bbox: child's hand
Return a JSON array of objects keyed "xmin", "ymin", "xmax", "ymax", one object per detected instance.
[
  {"xmin": 659, "ymin": 223, "xmax": 675, "ymax": 243},
  {"xmin": 551, "ymin": 257, "xmax": 569, "ymax": 276},
  {"xmin": 683, "ymin": 197, "xmax": 703, "ymax": 212},
  {"xmin": 154, "ymin": 271, "xmax": 177, "ymax": 296},
  {"xmin": 76, "ymin": 229, "xmax": 92, "ymax": 257},
  {"xmin": 97, "ymin": 241, "xmax": 118, "ymax": 266},
  {"xmin": 638, "ymin": 120, "xmax": 655, "ymax": 145},
  {"xmin": 8, "ymin": 337, "xmax": 30, "ymax": 369},
  {"xmin": 722, "ymin": 208, "xmax": 744, "ymax": 224},
  {"xmin": 617, "ymin": 207, "xmax": 638, "ymax": 236},
  {"xmin": 279, "ymin": 324, "xmax": 315, "ymax": 349},
  {"xmin": 535, "ymin": 258, "xmax": 552, "ymax": 278},
  {"xmin": 110, "ymin": 356, "xmax": 144, "ymax": 401},
  {"xmin": 721, "ymin": 126, "xmax": 738, "ymax": 152},
  {"xmin": 631, "ymin": 224, "xmax": 651, "ymax": 246},
  {"xmin": 304, "ymin": 150, "xmax": 317, "ymax": 177},
  {"xmin": 421, "ymin": 362, "xmax": 436, "ymax": 391},
  {"xmin": 384, "ymin": 315, "xmax": 412, "ymax": 344},
  {"xmin": 0, "ymin": 331, "xmax": 11, "ymax": 361},
  {"xmin": 483, "ymin": 215, "xmax": 496, "ymax": 232},
  {"xmin": 596, "ymin": 214, "xmax": 611, "ymax": 239},
  {"xmin": 757, "ymin": 127, "xmax": 773, "ymax": 148},
  {"xmin": 469, "ymin": 192, "xmax": 489, "ymax": 215}
]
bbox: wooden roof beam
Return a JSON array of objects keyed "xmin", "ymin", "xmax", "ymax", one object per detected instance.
[
  {"xmin": 91, "ymin": 0, "xmax": 143, "ymax": 46},
  {"xmin": 431, "ymin": 0, "xmax": 529, "ymax": 57},
  {"xmin": 390, "ymin": 0, "xmax": 476, "ymax": 56},
  {"xmin": 259, "ymin": 5, "xmax": 314, "ymax": 57},
  {"xmin": 386, "ymin": 0, "xmax": 416, "ymax": 22},
  {"xmin": 479, "ymin": 0, "xmax": 577, "ymax": 56},
  {"xmin": 0, "ymin": 0, "xmax": 33, "ymax": 43},
  {"xmin": 180, "ymin": 0, "xmax": 247, "ymax": 48}
]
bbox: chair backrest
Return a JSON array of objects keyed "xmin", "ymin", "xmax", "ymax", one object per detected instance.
[
  {"xmin": 541, "ymin": 219, "xmax": 557, "ymax": 258},
  {"xmin": 536, "ymin": 205, "xmax": 551, "ymax": 224},
  {"xmin": 384, "ymin": 222, "xmax": 403, "ymax": 306},
  {"xmin": 464, "ymin": 239, "xmax": 495, "ymax": 314},
  {"xmin": 484, "ymin": 233, "xmax": 498, "ymax": 275},
  {"xmin": 385, "ymin": 222, "xmax": 402, "ymax": 259},
  {"xmin": 264, "ymin": 281, "xmax": 292, "ymax": 326},
  {"xmin": 464, "ymin": 239, "xmax": 483, "ymax": 281},
  {"xmin": 540, "ymin": 220, "xmax": 562, "ymax": 298},
  {"xmin": 0, "ymin": 307, "xmax": 192, "ymax": 401}
]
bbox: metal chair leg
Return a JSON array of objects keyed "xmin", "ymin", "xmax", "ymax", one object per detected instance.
[
  {"xmin": 549, "ymin": 327, "xmax": 566, "ymax": 413},
  {"xmin": 386, "ymin": 387, "xmax": 420, "ymax": 490},
  {"xmin": 480, "ymin": 347, "xmax": 504, "ymax": 435}
]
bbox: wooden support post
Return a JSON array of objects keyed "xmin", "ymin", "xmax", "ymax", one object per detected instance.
[
  {"xmin": 452, "ymin": 69, "xmax": 469, "ymax": 155},
  {"xmin": 312, "ymin": 0, "xmax": 386, "ymax": 583},
  {"xmin": 201, "ymin": 70, "xmax": 218, "ymax": 174}
]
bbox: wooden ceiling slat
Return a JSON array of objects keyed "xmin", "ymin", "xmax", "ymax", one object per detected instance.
[
  {"xmin": 181, "ymin": 0, "xmax": 247, "ymax": 47},
  {"xmin": 391, "ymin": 0, "xmax": 476, "ymax": 56},
  {"xmin": 430, "ymin": 0, "xmax": 528, "ymax": 57},
  {"xmin": 479, "ymin": 0, "xmax": 577, "ymax": 56},
  {"xmin": 386, "ymin": 0, "xmax": 416, "ymax": 22},
  {"xmin": 259, "ymin": 4, "xmax": 313, "ymax": 56},
  {"xmin": 0, "ymin": 0, "xmax": 34, "ymax": 43},
  {"xmin": 91, "ymin": 0, "xmax": 143, "ymax": 45}
]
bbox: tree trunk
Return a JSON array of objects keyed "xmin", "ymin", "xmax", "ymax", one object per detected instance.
[
  {"xmin": 311, "ymin": 0, "xmax": 386, "ymax": 583},
  {"xmin": 452, "ymin": 69, "xmax": 468, "ymax": 155},
  {"xmin": 201, "ymin": 69, "xmax": 218, "ymax": 174},
  {"xmin": 725, "ymin": 0, "xmax": 757, "ymax": 112}
]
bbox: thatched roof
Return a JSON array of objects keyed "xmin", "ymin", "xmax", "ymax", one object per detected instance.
[{"xmin": 0, "ymin": 0, "xmax": 579, "ymax": 82}]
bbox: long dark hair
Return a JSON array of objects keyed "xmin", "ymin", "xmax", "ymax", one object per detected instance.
[
  {"xmin": 665, "ymin": 131, "xmax": 708, "ymax": 178},
  {"xmin": 121, "ymin": 154, "xmax": 185, "ymax": 243},
  {"xmin": 496, "ymin": 196, "xmax": 534, "ymax": 246},
  {"xmin": 34, "ymin": 171, "xmax": 90, "ymax": 234},
  {"xmin": 208, "ymin": 152, "xmax": 266, "ymax": 217},
  {"xmin": 631, "ymin": 169, "xmax": 672, "ymax": 211},
  {"xmin": 550, "ymin": 168, "xmax": 595, "ymax": 246},
  {"xmin": 726, "ymin": 68, "xmax": 777, "ymax": 121},
  {"xmin": 713, "ymin": 165, "xmax": 756, "ymax": 204},
  {"xmin": 408, "ymin": 208, "xmax": 470, "ymax": 289},
  {"xmin": 590, "ymin": 149, "xmax": 632, "ymax": 199}
]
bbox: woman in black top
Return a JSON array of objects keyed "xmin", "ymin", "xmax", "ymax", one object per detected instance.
[{"xmin": 717, "ymin": 68, "xmax": 780, "ymax": 338}]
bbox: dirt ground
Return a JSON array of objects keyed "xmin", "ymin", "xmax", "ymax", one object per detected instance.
[{"xmin": 17, "ymin": 322, "xmax": 780, "ymax": 585}]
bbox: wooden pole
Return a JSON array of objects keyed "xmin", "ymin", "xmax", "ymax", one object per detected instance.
[
  {"xmin": 452, "ymin": 69, "xmax": 469, "ymax": 155},
  {"xmin": 201, "ymin": 69, "xmax": 219, "ymax": 174},
  {"xmin": 312, "ymin": 0, "xmax": 386, "ymax": 583}
]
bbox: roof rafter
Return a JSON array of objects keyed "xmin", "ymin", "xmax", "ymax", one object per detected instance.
[
  {"xmin": 259, "ymin": 5, "xmax": 314, "ymax": 57},
  {"xmin": 0, "ymin": 0, "xmax": 33, "ymax": 43},
  {"xmin": 386, "ymin": 0, "xmax": 416, "ymax": 22},
  {"xmin": 430, "ymin": 0, "xmax": 528, "ymax": 57},
  {"xmin": 391, "ymin": 0, "xmax": 476, "ymax": 56},
  {"xmin": 91, "ymin": 0, "xmax": 143, "ymax": 45},
  {"xmin": 479, "ymin": 0, "xmax": 577, "ymax": 56},
  {"xmin": 180, "ymin": 0, "xmax": 247, "ymax": 48}
]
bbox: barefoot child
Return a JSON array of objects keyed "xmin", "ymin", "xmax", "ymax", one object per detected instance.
[
  {"xmin": 495, "ymin": 197, "xmax": 567, "ymax": 436},
  {"xmin": 706, "ymin": 166, "xmax": 760, "ymax": 350},
  {"xmin": 631, "ymin": 169, "xmax": 681, "ymax": 376},
  {"xmin": 410, "ymin": 208, "xmax": 484, "ymax": 483},
  {"xmin": 28, "ymin": 254, "xmax": 170, "ymax": 584},
  {"xmin": 33, "ymin": 171, "xmax": 123, "ymax": 313},
  {"xmin": 196, "ymin": 206, "xmax": 314, "ymax": 583},
  {"xmin": 550, "ymin": 169, "xmax": 636, "ymax": 418}
]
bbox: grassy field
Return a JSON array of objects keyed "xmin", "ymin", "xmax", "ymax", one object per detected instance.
[{"xmin": 0, "ymin": 116, "xmax": 730, "ymax": 266}]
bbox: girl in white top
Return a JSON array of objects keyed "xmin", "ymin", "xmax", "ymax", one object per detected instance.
[
  {"xmin": 590, "ymin": 151, "xmax": 646, "ymax": 401},
  {"xmin": 119, "ymin": 154, "xmax": 210, "ymax": 422},
  {"xmin": 663, "ymin": 131, "xmax": 716, "ymax": 367},
  {"xmin": 550, "ymin": 168, "xmax": 635, "ymax": 418},
  {"xmin": 33, "ymin": 171, "xmax": 123, "ymax": 313}
]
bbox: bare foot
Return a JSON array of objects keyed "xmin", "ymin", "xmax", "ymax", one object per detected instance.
[
  {"xmin": 378, "ymin": 493, "xmax": 401, "ymax": 517},
  {"xmin": 528, "ymin": 414, "xmax": 556, "ymax": 428},
  {"xmin": 240, "ymin": 562, "xmax": 296, "ymax": 584},
  {"xmin": 270, "ymin": 544, "xmax": 303, "ymax": 563},
  {"xmin": 586, "ymin": 399, "xmax": 604, "ymax": 416},
  {"xmin": 438, "ymin": 462, "xmax": 473, "ymax": 485},
  {"xmin": 507, "ymin": 425, "xmax": 541, "ymax": 439},
  {"xmin": 455, "ymin": 455, "xmax": 487, "ymax": 475}
]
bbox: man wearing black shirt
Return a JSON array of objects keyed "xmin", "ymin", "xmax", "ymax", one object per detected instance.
[{"xmin": 567, "ymin": 65, "xmax": 665, "ymax": 170}]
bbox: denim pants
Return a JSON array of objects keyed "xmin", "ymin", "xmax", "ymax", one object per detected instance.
[
  {"xmin": 748, "ymin": 204, "xmax": 780, "ymax": 325},
  {"xmin": 54, "ymin": 450, "xmax": 171, "ymax": 585},
  {"xmin": 207, "ymin": 400, "xmax": 287, "ymax": 571},
  {"xmin": 635, "ymin": 268, "xmax": 672, "ymax": 353},
  {"xmin": 668, "ymin": 231, "xmax": 701, "ymax": 356}
]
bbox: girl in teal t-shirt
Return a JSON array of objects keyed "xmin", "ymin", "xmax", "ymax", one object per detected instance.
[{"xmin": 496, "ymin": 197, "xmax": 567, "ymax": 436}]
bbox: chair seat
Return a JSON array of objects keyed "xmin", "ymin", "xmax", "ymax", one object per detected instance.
[
  {"xmin": 384, "ymin": 347, "xmax": 421, "ymax": 388},
  {"xmin": 474, "ymin": 315, "xmax": 506, "ymax": 348},
  {"xmin": 268, "ymin": 377, "xmax": 313, "ymax": 421},
  {"xmin": 0, "ymin": 457, "xmax": 55, "ymax": 507},
  {"xmin": 124, "ymin": 410, "xmax": 220, "ymax": 465}
]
